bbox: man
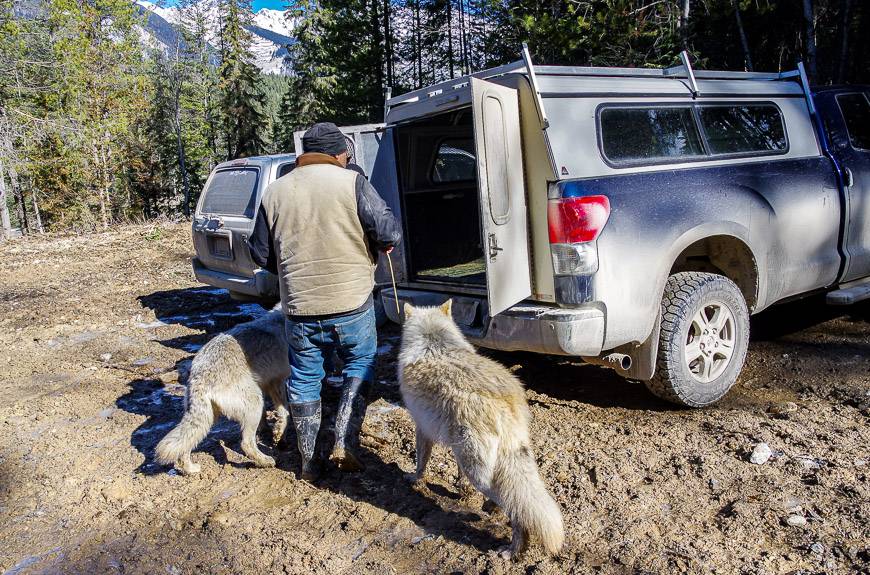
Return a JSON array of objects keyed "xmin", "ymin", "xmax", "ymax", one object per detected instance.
[{"xmin": 248, "ymin": 122, "xmax": 401, "ymax": 480}]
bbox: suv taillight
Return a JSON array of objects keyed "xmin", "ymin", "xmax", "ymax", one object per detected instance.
[{"xmin": 548, "ymin": 195, "xmax": 610, "ymax": 275}]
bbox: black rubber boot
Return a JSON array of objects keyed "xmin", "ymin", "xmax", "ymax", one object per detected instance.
[
  {"xmin": 330, "ymin": 377, "xmax": 370, "ymax": 472},
  {"xmin": 289, "ymin": 400, "xmax": 322, "ymax": 481}
]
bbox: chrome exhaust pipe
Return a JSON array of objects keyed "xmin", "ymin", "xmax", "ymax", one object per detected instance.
[{"xmin": 582, "ymin": 352, "xmax": 632, "ymax": 371}]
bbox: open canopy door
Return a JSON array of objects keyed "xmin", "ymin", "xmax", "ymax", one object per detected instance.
[{"xmin": 471, "ymin": 77, "xmax": 532, "ymax": 316}]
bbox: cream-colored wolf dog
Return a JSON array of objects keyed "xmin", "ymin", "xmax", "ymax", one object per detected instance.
[
  {"xmin": 398, "ymin": 300, "xmax": 564, "ymax": 558},
  {"xmin": 155, "ymin": 308, "xmax": 289, "ymax": 475}
]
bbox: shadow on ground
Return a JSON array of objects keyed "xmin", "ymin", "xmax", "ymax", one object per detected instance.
[
  {"xmin": 749, "ymin": 295, "xmax": 870, "ymax": 341},
  {"xmin": 114, "ymin": 366, "xmax": 278, "ymax": 476},
  {"xmin": 137, "ymin": 287, "xmax": 268, "ymax": 352}
]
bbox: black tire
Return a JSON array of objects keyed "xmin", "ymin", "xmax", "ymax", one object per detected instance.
[{"xmin": 644, "ymin": 272, "xmax": 749, "ymax": 407}]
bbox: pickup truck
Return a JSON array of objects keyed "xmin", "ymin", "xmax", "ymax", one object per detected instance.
[{"xmin": 192, "ymin": 50, "xmax": 870, "ymax": 407}]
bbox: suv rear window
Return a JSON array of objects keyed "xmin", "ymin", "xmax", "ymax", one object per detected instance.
[
  {"xmin": 599, "ymin": 107, "xmax": 704, "ymax": 165},
  {"xmin": 837, "ymin": 92, "xmax": 870, "ymax": 150},
  {"xmin": 432, "ymin": 139, "xmax": 476, "ymax": 183},
  {"xmin": 699, "ymin": 104, "xmax": 787, "ymax": 154},
  {"xmin": 200, "ymin": 168, "xmax": 259, "ymax": 218}
]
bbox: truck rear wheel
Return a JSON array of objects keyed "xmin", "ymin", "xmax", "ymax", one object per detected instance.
[{"xmin": 644, "ymin": 272, "xmax": 749, "ymax": 407}]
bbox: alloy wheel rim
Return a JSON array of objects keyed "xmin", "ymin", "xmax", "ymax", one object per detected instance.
[{"xmin": 685, "ymin": 300, "xmax": 736, "ymax": 384}]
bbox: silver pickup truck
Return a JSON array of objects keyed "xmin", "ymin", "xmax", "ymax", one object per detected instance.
[{"xmin": 192, "ymin": 50, "xmax": 870, "ymax": 407}]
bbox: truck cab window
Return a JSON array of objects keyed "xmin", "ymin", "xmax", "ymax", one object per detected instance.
[
  {"xmin": 599, "ymin": 107, "xmax": 703, "ymax": 165},
  {"xmin": 837, "ymin": 93, "xmax": 870, "ymax": 151},
  {"xmin": 431, "ymin": 139, "xmax": 476, "ymax": 183},
  {"xmin": 699, "ymin": 104, "xmax": 787, "ymax": 155},
  {"xmin": 277, "ymin": 162, "xmax": 296, "ymax": 178}
]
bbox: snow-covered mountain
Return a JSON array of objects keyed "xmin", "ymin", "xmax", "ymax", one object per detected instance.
[{"xmin": 136, "ymin": 0, "xmax": 296, "ymax": 75}]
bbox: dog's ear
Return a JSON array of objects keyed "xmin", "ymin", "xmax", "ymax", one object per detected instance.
[
  {"xmin": 403, "ymin": 302, "xmax": 414, "ymax": 319},
  {"xmin": 439, "ymin": 299, "xmax": 453, "ymax": 317}
]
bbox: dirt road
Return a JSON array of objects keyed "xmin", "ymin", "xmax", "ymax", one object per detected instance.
[{"xmin": 0, "ymin": 223, "xmax": 867, "ymax": 574}]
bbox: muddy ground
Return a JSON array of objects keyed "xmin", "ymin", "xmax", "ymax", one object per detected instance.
[{"xmin": 0, "ymin": 222, "xmax": 867, "ymax": 575}]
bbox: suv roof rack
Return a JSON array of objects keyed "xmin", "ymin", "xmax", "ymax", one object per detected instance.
[{"xmin": 385, "ymin": 50, "xmax": 802, "ymax": 115}]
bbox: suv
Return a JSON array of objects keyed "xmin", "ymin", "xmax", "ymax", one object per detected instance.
[
  {"xmin": 192, "ymin": 50, "xmax": 870, "ymax": 407},
  {"xmin": 192, "ymin": 153, "xmax": 296, "ymax": 302}
]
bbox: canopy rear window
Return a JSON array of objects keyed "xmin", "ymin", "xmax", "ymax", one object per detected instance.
[{"xmin": 200, "ymin": 168, "xmax": 259, "ymax": 218}]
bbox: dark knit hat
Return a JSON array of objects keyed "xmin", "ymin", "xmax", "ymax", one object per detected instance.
[{"xmin": 301, "ymin": 122, "xmax": 347, "ymax": 155}]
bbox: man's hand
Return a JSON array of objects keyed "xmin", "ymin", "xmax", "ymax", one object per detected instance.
[{"xmin": 383, "ymin": 246, "xmax": 394, "ymax": 254}]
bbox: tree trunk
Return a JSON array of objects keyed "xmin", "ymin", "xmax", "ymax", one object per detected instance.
[
  {"xmin": 837, "ymin": 0, "xmax": 852, "ymax": 83},
  {"xmin": 414, "ymin": 0, "xmax": 422, "ymax": 87},
  {"xmin": 174, "ymin": 101, "xmax": 191, "ymax": 218},
  {"xmin": 457, "ymin": 0, "xmax": 468, "ymax": 74},
  {"xmin": 0, "ymin": 158, "xmax": 11, "ymax": 240},
  {"xmin": 7, "ymin": 158, "xmax": 27, "ymax": 234},
  {"xmin": 732, "ymin": 0, "xmax": 753, "ymax": 71},
  {"xmin": 93, "ymin": 140, "xmax": 110, "ymax": 229},
  {"xmin": 678, "ymin": 0, "xmax": 690, "ymax": 52},
  {"xmin": 13, "ymin": 181, "xmax": 28, "ymax": 234},
  {"xmin": 30, "ymin": 187, "xmax": 43, "ymax": 233},
  {"xmin": 802, "ymin": 0, "xmax": 818, "ymax": 81},
  {"xmin": 383, "ymin": 0, "xmax": 393, "ymax": 88},
  {"xmin": 446, "ymin": 0, "xmax": 454, "ymax": 79},
  {"xmin": 369, "ymin": 0, "xmax": 384, "ymax": 116}
]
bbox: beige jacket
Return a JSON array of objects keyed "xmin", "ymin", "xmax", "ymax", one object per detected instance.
[{"xmin": 260, "ymin": 154, "xmax": 377, "ymax": 317}]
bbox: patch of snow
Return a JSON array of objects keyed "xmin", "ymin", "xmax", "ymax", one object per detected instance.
[
  {"xmin": 133, "ymin": 421, "xmax": 176, "ymax": 436},
  {"xmin": 136, "ymin": 320, "xmax": 169, "ymax": 329}
]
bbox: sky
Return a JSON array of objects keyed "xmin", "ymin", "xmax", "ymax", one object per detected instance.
[
  {"xmin": 159, "ymin": 0, "xmax": 286, "ymax": 11},
  {"xmin": 251, "ymin": 0, "xmax": 284, "ymax": 11}
]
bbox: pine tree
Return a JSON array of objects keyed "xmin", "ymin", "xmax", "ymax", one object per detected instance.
[{"xmin": 217, "ymin": 0, "xmax": 268, "ymax": 159}]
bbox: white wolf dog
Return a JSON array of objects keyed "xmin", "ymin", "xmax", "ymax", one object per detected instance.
[
  {"xmin": 398, "ymin": 300, "xmax": 565, "ymax": 558},
  {"xmin": 155, "ymin": 308, "xmax": 290, "ymax": 475}
]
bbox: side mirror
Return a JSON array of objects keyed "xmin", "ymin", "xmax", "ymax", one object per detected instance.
[{"xmin": 844, "ymin": 166, "xmax": 854, "ymax": 188}]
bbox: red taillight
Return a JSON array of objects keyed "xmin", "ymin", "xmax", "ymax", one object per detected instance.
[{"xmin": 548, "ymin": 195, "xmax": 611, "ymax": 244}]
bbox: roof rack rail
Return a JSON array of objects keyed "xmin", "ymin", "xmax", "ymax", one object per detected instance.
[
  {"xmin": 385, "ymin": 60, "xmax": 524, "ymax": 114},
  {"xmin": 384, "ymin": 50, "xmax": 802, "ymax": 115},
  {"xmin": 534, "ymin": 64, "xmax": 800, "ymax": 82}
]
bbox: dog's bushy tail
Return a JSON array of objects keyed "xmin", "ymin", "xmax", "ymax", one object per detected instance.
[
  {"xmin": 494, "ymin": 445, "xmax": 565, "ymax": 555},
  {"xmin": 155, "ymin": 380, "xmax": 214, "ymax": 466}
]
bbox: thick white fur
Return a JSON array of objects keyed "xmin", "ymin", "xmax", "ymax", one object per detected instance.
[
  {"xmin": 155, "ymin": 307, "xmax": 290, "ymax": 475},
  {"xmin": 398, "ymin": 301, "xmax": 564, "ymax": 557}
]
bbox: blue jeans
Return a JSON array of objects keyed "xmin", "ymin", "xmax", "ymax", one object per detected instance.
[{"xmin": 285, "ymin": 306, "xmax": 377, "ymax": 404}]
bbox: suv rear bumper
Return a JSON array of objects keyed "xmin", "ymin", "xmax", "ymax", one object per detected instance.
[
  {"xmin": 191, "ymin": 258, "xmax": 278, "ymax": 298},
  {"xmin": 381, "ymin": 288, "xmax": 605, "ymax": 356}
]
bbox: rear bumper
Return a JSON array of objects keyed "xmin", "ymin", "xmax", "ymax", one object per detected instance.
[
  {"xmin": 381, "ymin": 288, "xmax": 605, "ymax": 357},
  {"xmin": 191, "ymin": 258, "xmax": 278, "ymax": 298}
]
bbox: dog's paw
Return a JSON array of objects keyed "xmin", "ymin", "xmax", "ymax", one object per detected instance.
[
  {"xmin": 179, "ymin": 462, "xmax": 201, "ymax": 476},
  {"xmin": 252, "ymin": 455, "xmax": 276, "ymax": 468}
]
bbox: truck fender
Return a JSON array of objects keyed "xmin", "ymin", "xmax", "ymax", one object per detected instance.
[{"xmin": 616, "ymin": 221, "xmax": 762, "ymax": 381}]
